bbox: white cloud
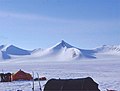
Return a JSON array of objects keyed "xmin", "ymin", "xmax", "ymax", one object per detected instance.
[
  {"xmin": 0, "ymin": 11, "xmax": 119, "ymax": 32},
  {"xmin": 0, "ymin": 11, "xmax": 72, "ymax": 23}
]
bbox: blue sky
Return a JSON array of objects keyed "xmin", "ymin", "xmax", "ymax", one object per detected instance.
[{"xmin": 0, "ymin": 0, "xmax": 120, "ymax": 49}]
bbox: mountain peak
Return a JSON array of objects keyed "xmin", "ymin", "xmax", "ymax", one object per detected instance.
[
  {"xmin": 8, "ymin": 45, "xmax": 17, "ymax": 48},
  {"xmin": 60, "ymin": 40, "xmax": 73, "ymax": 47},
  {"xmin": 6, "ymin": 45, "xmax": 31, "ymax": 55},
  {"xmin": 50, "ymin": 40, "xmax": 73, "ymax": 50},
  {"xmin": 61, "ymin": 40, "xmax": 66, "ymax": 43}
]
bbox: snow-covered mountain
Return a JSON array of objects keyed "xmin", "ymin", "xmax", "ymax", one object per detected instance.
[
  {"xmin": 0, "ymin": 45, "xmax": 32, "ymax": 60},
  {"xmin": 0, "ymin": 41, "xmax": 120, "ymax": 61},
  {"xmin": 92, "ymin": 45, "xmax": 120, "ymax": 59},
  {"xmin": 5, "ymin": 45, "xmax": 31, "ymax": 55},
  {"xmin": 94, "ymin": 45, "xmax": 120, "ymax": 53},
  {"xmin": 31, "ymin": 40, "xmax": 96, "ymax": 61}
]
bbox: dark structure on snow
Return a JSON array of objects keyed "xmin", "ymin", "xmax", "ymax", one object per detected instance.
[
  {"xmin": 44, "ymin": 77, "xmax": 100, "ymax": 91},
  {"xmin": 0, "ymin": 73, "xmax": 12, "ymax": 82}
]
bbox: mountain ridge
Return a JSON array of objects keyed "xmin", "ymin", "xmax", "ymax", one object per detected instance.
[{"xmin": 0, "ymin": 40, "xmax": 120, "ymax": 60}]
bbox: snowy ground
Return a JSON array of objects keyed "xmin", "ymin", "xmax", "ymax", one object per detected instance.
[{"xmin": 0, "ymin": 58, "xmax": 120, "ymax": 91}]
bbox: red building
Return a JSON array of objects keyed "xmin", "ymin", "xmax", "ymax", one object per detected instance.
[{"xmin": 12, "ymin": 69, "xmax": 33, "ymax": 81}]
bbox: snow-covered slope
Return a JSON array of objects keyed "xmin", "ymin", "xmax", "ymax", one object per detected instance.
[
  {"xmin": 0, "ymin": 45, "xmax": 32, "ymax": 60},
  {"xmin": 5, "ymin": 45, "xmax": 31, "ymax": 55},
  {"xmin": 93, "ymin": 45, "xmax": 120, "ymax": 59},
  {"xmin": 94, "ymin": 45, "xmax": 120, "ymax": 53},
  {"xmin": 0, "ymin": 41, "xmax": 120, "ymax": 61},
  {"xmin": 32, "ymin": 41, "xmax": 120, "ymax": 61},
  {"xmin": 0, "ymin": 41, "xmax": 120, "ymax": 91},
  {"xmin": 31, "ymin": 40, "xmax": 96, "ymax": 61},
  {"xmin": 0, "ymin": 58, "xmax": 120, "ymax": 91},
  {"xmin": 47, "ymin": 40, "xmax": 82, "ymax": 61}
]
